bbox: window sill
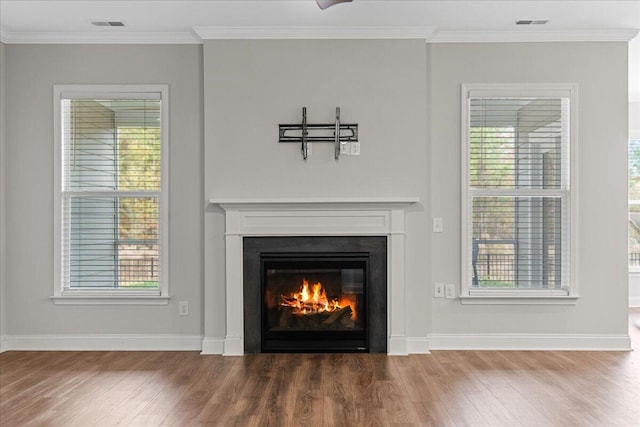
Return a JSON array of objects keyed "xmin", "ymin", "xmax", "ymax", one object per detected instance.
[
  {"xmin": 460, "ymin": 294, "xmax": 579, "ymax": 305},
  {"xmin": 51, "ymin": 293, "xmax": 170, "ymax": 305}
]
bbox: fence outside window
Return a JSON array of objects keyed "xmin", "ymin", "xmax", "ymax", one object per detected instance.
[{"xmin": 118, "ymin": 257, "xmax": 158, "ymax": 286}]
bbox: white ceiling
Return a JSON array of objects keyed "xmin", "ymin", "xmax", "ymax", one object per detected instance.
[
  {"xmin": 1, "ymin": 0, "xmax": 639, "ymax": 100},
  {"xmin": 1, "ymin": 1, "xmax": 639, "ymax": 33}
]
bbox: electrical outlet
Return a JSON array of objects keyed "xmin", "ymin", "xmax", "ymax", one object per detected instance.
[
  {"xmin": 445, "ymin": 284, "xmax": 456, "ymax": 299},
  {"xmin": 179, "ymin": 301, "xmax": 189, "ymax": 316},
  {"xmin": 341, "ymin": 142, "xmax": 350, "ymax": 155},
  {"xmin": 350, "ymin": 142, "xmax": 361, "ymax": 156},
  {"xmin": 434, "ymin": 282, "xmax": 444, "ymax": 298}
]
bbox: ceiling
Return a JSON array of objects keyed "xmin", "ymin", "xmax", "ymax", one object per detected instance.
[{"xmin": 1, "ymin": 0, "xmax": 639, "ymax": 100}]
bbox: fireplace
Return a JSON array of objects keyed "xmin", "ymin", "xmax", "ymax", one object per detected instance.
[
  {"xmin": 205, "ymin": 198, "xmax": 417, "ymax": 356},
  {"xmin": 243, "ymin": 236, "xmax": 387, "ymax": 353}
]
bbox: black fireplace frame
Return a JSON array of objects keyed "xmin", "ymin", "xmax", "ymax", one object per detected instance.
[{"xmin": 243, "ymin": 236, "xmax": 387, "ymax": 353}]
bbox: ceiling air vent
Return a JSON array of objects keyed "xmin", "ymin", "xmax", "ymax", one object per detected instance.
[
  {"xmin": 516, "ymin": 20, "xmax": 548, "ymax": 25},
  {"xmin": 91, "ymin": 21, "xmax": 125, "ymax": 27}
]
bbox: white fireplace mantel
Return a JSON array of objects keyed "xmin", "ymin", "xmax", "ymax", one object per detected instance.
[{"xmin": 207, "ymin": 197, "xmax": 418, "ymax": 356}]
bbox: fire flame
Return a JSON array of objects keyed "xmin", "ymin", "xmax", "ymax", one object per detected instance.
[{"xmin": 281, "ymin": 279, "xmax": 356, "ymax": 319}]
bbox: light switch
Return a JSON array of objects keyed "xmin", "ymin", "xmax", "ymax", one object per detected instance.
[
  {"xmin": 445, "ymin": 284, "xmax": 456, "ymax": 299},
  {"xmin": 433, "ymin": 217, "xmax": 443, "ymax": 233},
  {"xmin": 179, "ymin": 301, "xmax": 189, "ymax": 316},
  {"xmin": 434, "ymin": 282, "xmax": 444, "ymax": 298}
]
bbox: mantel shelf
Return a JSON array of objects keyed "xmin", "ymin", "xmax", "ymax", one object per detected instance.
[{"xmin": 209, "ymin": 197, "xmax": 420, "ymax": 208}]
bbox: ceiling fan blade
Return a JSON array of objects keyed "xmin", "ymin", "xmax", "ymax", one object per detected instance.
[{"xmin": 316, "ymin": 0, "xmax": 353, "ymax": 10}]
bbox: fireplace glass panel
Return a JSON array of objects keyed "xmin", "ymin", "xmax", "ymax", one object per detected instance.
[{"xmin": 262, "ymin": 256, "xmax": 367, "ymax": 352}]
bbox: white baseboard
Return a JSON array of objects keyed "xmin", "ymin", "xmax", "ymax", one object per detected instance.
[
  {"xmin": 201, "ymin": 337, "xmax": 225, "ymax": 355},
  {"xmin": 406, "ymin": 337, "xmax": 431, "ymax": 354},
  {"xmin": 223, "ymin": 337, "xmax": 244, "ymax": 356},
  {"xmin": 388, "ymin": 335, "xmax": 408, "ymax": 355},
  {"xmin": 3, "ymin": 333, "xmax": 629, "ymax": 353},
  {"xmin": 427, "ymin": 333, "xmax": 632, "ymax": 351},
  {"xmin": 4, "ymin": 334, "xmax": 203, "ymax": 351},
  {"xmin": 629, "ymin": 296, "xmax": 640, "ymax": 307}
]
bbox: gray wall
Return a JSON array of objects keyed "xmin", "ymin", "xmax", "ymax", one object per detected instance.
[
  {"xmin": 1, "ymin": 39, "xmax": 630, "ymax": 348},
  {"xmin": 203, "ymin": 39, "xmax": 431, "ymax": 342},
  {"xmin": 430, "ymin": 42, "xmax": 629, "ymax": 336},
  {"xmin": 4, "ymin": 45, "xmax": 204, "ymax": 338},
  {"xmin": 0, "ymin": 42, "xmax": 6, "ymax": 349}
]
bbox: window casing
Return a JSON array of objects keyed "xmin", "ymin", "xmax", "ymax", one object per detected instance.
[
  {"xmin": 629, "ymin": 139, "xmax": 640, "ymax": 270},
  {"xmin": 461, "ymin": 84, "xmax": 578, "ymax": 302},
  {"xmin": 53, "ymin": 85, "xmax": 169, "ymax": 303}
]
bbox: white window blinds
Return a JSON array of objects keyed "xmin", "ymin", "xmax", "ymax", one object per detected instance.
[
  {"xmin": 61, "ymin": 97, "xmax": 162, "ymax": 290},
  {"xmin": 465, "ymin": 92, "xmax": 571, "ymax": 293}
]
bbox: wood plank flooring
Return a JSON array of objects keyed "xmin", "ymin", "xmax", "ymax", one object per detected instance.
[{"xmin": 1, "ymin": 310, "xmax": 639, "ymax": 426}]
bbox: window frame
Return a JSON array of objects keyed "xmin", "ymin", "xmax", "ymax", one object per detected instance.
[
  {"xmin": 52, "ymin": 85, "xmax": 170, "ymax": 305},
  {"xmin": 460, "ymin": 83, "xmax": 579, "ymax": 305},
  {"xmin": 629, "ymin": 137, "xmax": 640, "ymax": 272}
]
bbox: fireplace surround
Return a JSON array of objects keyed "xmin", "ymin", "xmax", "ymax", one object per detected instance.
[{"xmin": 207, "ymin": 197, "xmax": 418, "ymax": 356}]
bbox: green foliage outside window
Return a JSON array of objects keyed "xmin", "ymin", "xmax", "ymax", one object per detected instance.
[{"xmin": 117, "ymin": 127, "xmax": 160, "ymax": 287}]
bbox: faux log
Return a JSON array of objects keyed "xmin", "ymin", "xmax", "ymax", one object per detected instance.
[
  {"xmin": 276, "ymin": 305, "xmax": 357, "ymax": 330},
  {"xmin": 322, "ymin": 306, "xmax": 352, "ymax": 325},
  {"xmin": 279, "ymin": 307, "xmax": 294, "ymax": 328}
]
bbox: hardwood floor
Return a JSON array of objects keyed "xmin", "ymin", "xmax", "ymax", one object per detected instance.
[{"xmin": 1, "ymin": 312, "xmax": 639, "ymax": 426}]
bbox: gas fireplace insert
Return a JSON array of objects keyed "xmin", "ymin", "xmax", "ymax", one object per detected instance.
[{"xmin": 243, "ymin": 236, "xmax": 387, "ymax": 353}]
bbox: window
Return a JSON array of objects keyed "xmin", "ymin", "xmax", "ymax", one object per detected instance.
[
  {"xmin": 461, "ymin": 84, "xmax": 577, "ymax": 301},
  {"xmin": 629, "ymin": 139, "xmax": 640, "ymax": 269},
  {"xmin": 53, "ymin": 85, "xmax": 168, "ymax": 303}
]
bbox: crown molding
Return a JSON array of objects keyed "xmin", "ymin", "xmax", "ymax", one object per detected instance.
[
  {"xmin": 193, "ymin": 26, "xmax": 436, "ymax": 40},
  {"xmin": 1, "ymin": 26, "xmax": 636, "ymax": 44},
  {"xmin": 0, "ymin": 29, "xmax": 201, "ymax": 44},
  {"xmin": 431, "ymin": 29, "xmax": 640, "ymax": 43}
]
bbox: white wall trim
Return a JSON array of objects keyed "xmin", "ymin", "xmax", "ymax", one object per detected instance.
[
  {"xmin": 406, "ymin": 337, "xmax": 431, "ymax": 354},
  {"xmin": 201, "ymin": 338, "xmax": 225, "ymax": 355},
  {"xmin": 222, "ymin": 337, "xmax": 244, "ymax": 356},
  {"xmin": 0, "ymin": 29, "xmax": 201, "ymax": 44},
  {"xmin": 4, "ymin": 334, "xmax": 203, "ymax": 351},
  {"xmin": 2, "ymin": 26, "xmax": 636, "ymax": 45},
  {"xmin": 431, "ymin": 29, "xmax": 639, "ymax": 43},
  {"xmin": 3, "ymin": 333, "xmax": 631, "ymax": 353},
  {"xmin": 194, "ymin": 26, "xmax": 436, "ymax": 40},
  {"xmin": 630, "ymin": 296, "xmax": 640, "ymax": 308},
  {"xmin": 460, "ymin": 296, "xmax": 579, "ymax": 305},
  {"xmin": 50, "ymin": 295, "xmax": 170, "ymax": 305},
  {"xmin": 427, "ymin": 333, "xmax": 632, "ymax": 351},
  {"xmin": 210, "ymin": 197, "xmax": 420, "ymax": 207}
]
